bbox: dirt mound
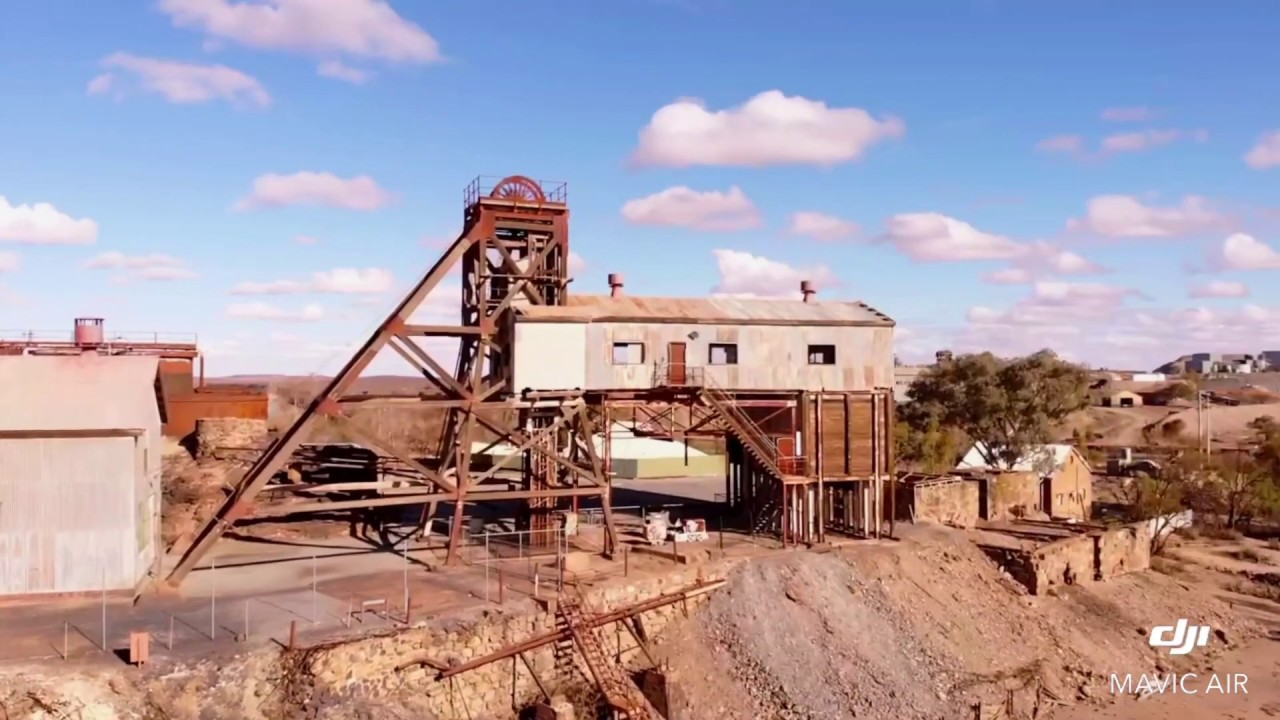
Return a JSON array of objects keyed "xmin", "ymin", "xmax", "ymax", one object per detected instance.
[
  {"xmin": 161, "ymin": 453, "xmax": 238, "ymax": 550},
  {"xmin": 656, "ymin": 527, "xmax": 1254, "ymax": 720}
]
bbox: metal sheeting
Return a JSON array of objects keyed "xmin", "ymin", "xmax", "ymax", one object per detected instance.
[
  {"xmin": 516, "ymin": 294, "xmax": 895, "ymax": 326},
  {"xmin": 0, "ymin": 355, "xmax": 162, "ymax": 594},
  {"xmin": 0, "ymin": 437, "xmax": 139, "ymax": 594}
]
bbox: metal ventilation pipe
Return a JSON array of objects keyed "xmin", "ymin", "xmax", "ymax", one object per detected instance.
[
  {"xmin": 608, "ymin": 272, "xmax": 624, "ymax": 297},
  {"xmin": 800, "ymin": 280, "xmax": 815, "ymax": 302}
]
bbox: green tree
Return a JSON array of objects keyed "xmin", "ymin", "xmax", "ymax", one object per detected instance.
[{"xmin": 902, "ymin": 350, "xmax": 1090, "ymax": 470}]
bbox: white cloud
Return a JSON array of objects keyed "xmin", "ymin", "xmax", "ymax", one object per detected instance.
[
  {"xmin": 1099, "ymin": 128, "xmax": 1207, "ymax": 155},
  {"xmin": 231, "ymin": 267, "xmax": 394, "ymax": 295},
  {"xmin": 1066, "ymin": 194, "xmax": 1228, "ymax": 238},
  {"xmin": 632, "ymin": 90, "xmax": 905, "ymax": 168},
  {"xmin": 568, "ymin": 251, "xmax": 587, "ymax": 275},
  {"xmin": 620, "ymin": 186, "xmax": 761, "ymax": 231},
  {"xmin": 83, "ymin": 251, "xmax": 198, "ymax": 282},
  {"xmin": 1100, "ymin": 106, "xmax": 1156, "ymax": 122},
  {"xmin": 1245, "ymin": 130, "xmax": 1280, "ymax": 170},
  {"xmin": 1035, "ymin": 135, "xmax": 1084, "ymax": 154},
  {"xmin": 1211, "ymin": 233, "xmax": 1280, "ymax": 270},
  {"xmin": 881, "ymin": 213, "xmax": 1024, "ymax": 261},
  {"xmin": 980, "ymin": 267, "xmax": 1033, "ymax": 285},
  {"xmin": 317, "ymin": 60, "xmax": 371, "ymax": 84},
  {"xmin": 0, "ymin": 197, "xmax": 98, "ymax": 245},
  {"xmin": 225, "ymin": 301, "xmax": 324, "ymax": 321},
  {"xmin": 293, "ymin": 234, "xmax": 319, "ymax": 245},
  {"xmin": 1189, "ymin": 280, "xmax": 1249, "ymax": 298},
  {"xmin": 90, "ymin": 52, "xmax": 270, "ymax": 108},
  {"xmin": 159, "ymin": 0, "xmax": 442, "ymax": 63},
  {"xmin": 786, "ymin": 211, "xmax": 859, "ymax": 241},
  {"xmin": 0, "ymin": 252, "xmax": 18, "ymax": 273},
  {"xmin": 710, "ymin": 249, "xmax": 836, "ymax": 298},
  {"xmin": 234, "ymin": 172, "xmax": 394, "ymax": 211}
]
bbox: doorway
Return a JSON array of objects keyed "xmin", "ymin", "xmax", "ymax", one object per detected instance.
[{"xmin": 667, "ymin": 342, "xmax": 687, "ymax": 385}]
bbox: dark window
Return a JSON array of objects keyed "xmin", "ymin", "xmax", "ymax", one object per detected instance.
[
  {"xmin": 709, "ymin": 343, "xmax": 738, "ymax": 365},
  {"xmin": 611, "ymin": 342, "xmax": 645, "ymax": 365},
  {"xmin": 808, "ymin": 344, "xmax": 836, "ymax": 365}
]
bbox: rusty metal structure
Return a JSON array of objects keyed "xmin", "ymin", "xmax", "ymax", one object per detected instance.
[
  {"xmin": 0, "ymin": 317, "xmax": 268, "ymax": 439},
  {"xmin": 167, "ymin": 175, "xmax": 895, "ymax": 586}
]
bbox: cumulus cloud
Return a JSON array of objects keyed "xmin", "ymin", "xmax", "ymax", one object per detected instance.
[
  {"xmin": 88, "ymin": 53, "xmax": 270, "ymax": 108},
  {"xmin": 632, "ymin": 90, "xmax": 905, "ymax": 168},
  {"xmin": 317, "ymin": 60, "xmax": 371, "ymax": 84},
  {"xmin": 0, "ymin": 252, "xmax": 18, "ymax": 273},
  {"xmin": 1210, "ymin": 233, "xmax": 1280, "ymax": 271},
  {"xmin": 83, "ymin": 251, "xmax": 198, "ymax": 282},
  {"xmin": 0, "ymin": 197, "xmax": 98, "ymax": 245},
  {"xmin": 230, "ymin": 267, "xmax": 394, "ymax": 294},
  {"xmin": 880, "ymin": 213, "xmax": 1024, "ymax": 261},
  {"xmin": 1066, "ymin": 194, "xmax": 1229, "ymax": 238},
  {"xmin": 1189, "ymin": 280, "xmax": 1249, "ymax": 298},
  {"xmin": 159, "ymin": 0, "xmax": 442, "ymax": 63},
  {"xmin": 1245, "ymin": 130, "xmax": 1280, "ymax": 170},
  {"xmin": 786, "ymin": 211, "xmax": 859, "ymax": 241},
  {"xmin": 234, "ymin": 172, "xmax": 394, "ymax": 211},
  {"xmin": 294, "ymin": 234, "xmax": 319, "ymax": 245},
  {"xmin": 980, "ymin": 267, "xmax": 1033, "ymax": 285},
  {"xmin": 620, "ymin": 186, "xmax": 761, "ymax": 231},
  {"xmin": 225, "ymin": 301, "xmax": 325, "ymax": 321},
  {"xmin": 710, "ymin": 249, "xmax": 836, "ymax": 298},
  {"xmin": 1100, "ymin": 106, "xmax": 1156, "ymax": 122}
]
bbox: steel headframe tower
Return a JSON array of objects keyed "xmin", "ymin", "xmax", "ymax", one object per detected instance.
[{"xmin": 166, "ymin": 175, "xmax": 619, "ymax": 586}]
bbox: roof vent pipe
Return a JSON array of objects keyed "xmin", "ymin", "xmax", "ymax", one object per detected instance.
[
  {"xmin": 608, "ymin": 272, "xmax": 624, "ymax": 298},
  {"xmin": 800, "ymin": 280, "xmax": 815, "ymax": 303}
]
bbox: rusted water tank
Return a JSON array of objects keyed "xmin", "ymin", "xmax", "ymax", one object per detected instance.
[{"xmin": 74, "ymin": 317, "xmax": 104, "ymax": 347}]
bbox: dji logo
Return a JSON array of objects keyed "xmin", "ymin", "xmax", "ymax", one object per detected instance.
[{"xmin": 1149, "ymin": 619, "xmax": 1211, "ymax": 656}]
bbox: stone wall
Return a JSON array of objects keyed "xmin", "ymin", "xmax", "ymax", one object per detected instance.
[
  {"xmin": 989, "ymin": 472, "xmax": 1042, "ymax": 521},
  {"xmin": 303, "ymin": 563, "xmax": 724, "ymax": 719},
  {"xmin": 987, "ymin": 522, "xmax": 1154, "ymax": 595},
  {"xmin": 195, "ymin": 417, "xmax": 270, "ymax": 459},
  {"xmin": 904, "ymin": 480, "xmax": 980, "ymax": 528},
  {"xmin": 1096, "ymin": 523, "xmax": 1151, "ymax": 579},
  {"xmin": 1027, "ymin": 534, "xmax": 1095, "ymax": 594}
]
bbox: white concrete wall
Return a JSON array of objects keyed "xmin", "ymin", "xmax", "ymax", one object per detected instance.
[
  {"xmin": 512, "ymin": 323, "xmax": 588, "ymax": 390},
  {"xmin": 513, "ymin": 320, "xmax": 894, "ymax": 392}
]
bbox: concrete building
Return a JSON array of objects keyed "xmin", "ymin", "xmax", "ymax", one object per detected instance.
[
  {"xmin": 893, "ymin": 365, "xmax": 927, "ymax": 403},
  {"xmin": 955, "ymin": 442, "xmax": 1094, "ymax": 520},
  {"xmin": 510, "ymin": 292, "xmax": 895, "ymax": 392},
  {"xmin": 0, "ymin": 355, "xmax": 162, "ymax": 597},
  {"xmin": 1098, "ymin": 389, "xmax": 1144, "ymax": 408}
]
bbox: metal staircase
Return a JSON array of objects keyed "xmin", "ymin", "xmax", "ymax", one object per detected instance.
[
  {"xmin": 699, "ymin": 377, "xmax": 804, "ymax": 482},
  {"xmin": 558, "ymin": 593, "xmax": 662, "ymax": 720}
]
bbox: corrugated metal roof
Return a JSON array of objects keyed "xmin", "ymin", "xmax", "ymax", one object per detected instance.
[
  {"xmin": 0, "ymin": 355, "xmax": 161, "ymax": 432},
  {"xmin": 515, "ymin": 294, "xmax": 895, "ymax": 326}
]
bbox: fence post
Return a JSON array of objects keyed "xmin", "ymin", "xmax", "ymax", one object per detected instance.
[
  {"xmin": 625, "ymin": 546, "xmax": 630, "ymax": 577},
  {"xmin": 210, "ymin": 558, "xmax": 217, "ymax": 640},
  {"xmin": 100, "ymin": 565, "xmax": 107, "ymax": 652},
  {"xmin": 402, "ymin": 542, "xmax": 409, "ymax": 622},
  {"xmin": 484, "ymin": 532, "xmax": 491, "ymax": 603},
  {"xmin": 63, "ymin": 621, "xmax": 68, "ymax": 660},
  {"xmin": 242, "ymin": 601, "xmax": 250, "ymax": 641},
  {"xmin": 311, "ymin": 555, "xmax": 318, "ymax": 625},
  {"xmin": 168, "ymin": 615, "xmax": 174, "ymax": 651},
  {"xmin": 498, "ymin": 569, "xmax": 505, "ymax": 605}
]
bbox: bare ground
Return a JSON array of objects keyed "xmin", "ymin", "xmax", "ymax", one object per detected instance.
[{"xmin": 654, "ymin": 525, "xmax": 1256, "ymax": 720}]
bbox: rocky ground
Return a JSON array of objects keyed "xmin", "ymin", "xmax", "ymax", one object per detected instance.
[{"xmin": 654, "ymin": 525, "xmax": 1256, "ymax": 720}]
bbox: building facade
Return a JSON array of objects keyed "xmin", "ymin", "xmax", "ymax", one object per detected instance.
[
  {"xmin": 0, "ymin": 355, "xmax": 162, "ymax": 596},
  {"xmin": 510, "ymin": 295, "xmax": 895, "ymax": 392}
]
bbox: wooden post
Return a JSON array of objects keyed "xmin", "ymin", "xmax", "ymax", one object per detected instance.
[{"xmin": 288, "ymin": 620, "xmax": 297, "ymax": 650}]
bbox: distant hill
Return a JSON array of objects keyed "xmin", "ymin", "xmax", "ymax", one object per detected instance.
[{"xmin": 205, "ymin": 374, "xmax": 430, "ymax": 395}]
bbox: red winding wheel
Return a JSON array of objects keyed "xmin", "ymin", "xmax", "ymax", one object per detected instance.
[{"xmin": 490, "ymin": 175, "xmax": 545, "ymax": 203}]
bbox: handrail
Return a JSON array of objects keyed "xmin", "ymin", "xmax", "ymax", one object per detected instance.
[{"xmin": 699, "ymin": 372, "xmax": 806, "ymax": 477}]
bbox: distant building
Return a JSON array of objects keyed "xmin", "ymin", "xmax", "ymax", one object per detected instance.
[
  {"xmin": 1099, "ymin": 389, "xmax": 1144, "ymax": 408},
  {"xmin": 956, "ymin": 442, "xmax": 1094, "ymax": 521},
  {"xmin": 893, "ymin": 365, "xmax": 927, "ymax": 403}
]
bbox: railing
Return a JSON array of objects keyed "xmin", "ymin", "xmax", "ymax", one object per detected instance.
[
  {"xmin": 699, "ymin": 373, "xmax": 806, "ymax": 478},
  {"xmin": 651, "ymin": 362, "xmax": 705, "ymax": 388},
  {"xmin": 0, "ymin": 329, "xmax": 199, "ymax": 345},
  {"xmin": 463, "ymin": 176, "xmax": 568, "ymax": 208}
]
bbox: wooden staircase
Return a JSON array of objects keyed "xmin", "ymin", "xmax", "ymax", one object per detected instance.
[{"xmin": 558, "ymin": 593, "xmax": 662, "ymax": 720}]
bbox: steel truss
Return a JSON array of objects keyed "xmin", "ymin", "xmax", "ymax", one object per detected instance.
[{"xmin": 168, "ymin": 176, "xmax": 620, "ymax": 585}]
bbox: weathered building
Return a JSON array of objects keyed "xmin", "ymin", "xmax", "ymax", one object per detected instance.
[
  {"xmin": 511, "ymin": 293, "xmax": 895, "ymax": 392},
  {"xmin": 956, "ymin": 443, "xmax": 1094, "ymax": 521},
  {"xmin": 0, "ymin": 355, "xmax": 162, "ymax": 597}
]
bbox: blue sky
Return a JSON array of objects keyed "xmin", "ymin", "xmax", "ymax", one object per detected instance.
[{"xmin": 1, "ymin": 0, "xmax": 1278, "ymax": 375}]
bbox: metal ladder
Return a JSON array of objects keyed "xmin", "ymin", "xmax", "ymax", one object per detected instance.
[{"xmin": 557, "ymin": 594, "xmax": 662, "ymax": 720}]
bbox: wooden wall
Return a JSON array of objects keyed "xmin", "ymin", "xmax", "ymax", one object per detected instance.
[{"xmin": 799, "ymin": 390, "xmax": 894, "ymax": 479}]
